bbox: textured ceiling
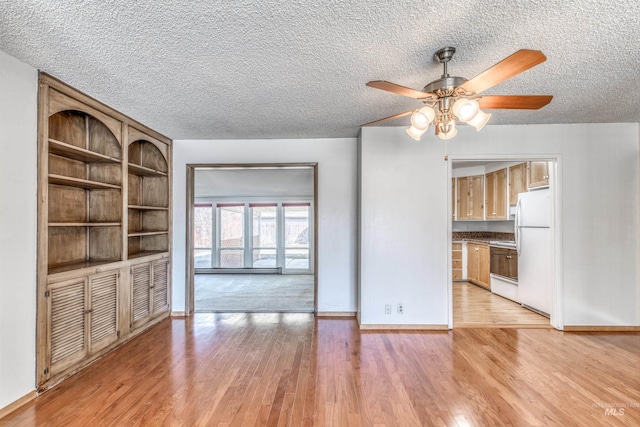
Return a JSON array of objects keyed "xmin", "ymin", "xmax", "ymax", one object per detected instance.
[{"xmin": 2, "ymin": 0, "xmax": 640, "ymax": 140}]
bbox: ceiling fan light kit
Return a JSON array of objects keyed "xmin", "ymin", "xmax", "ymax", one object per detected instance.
[{"xmin": 364, "ymin": 47, "xmax": 552, "ymax": 140}]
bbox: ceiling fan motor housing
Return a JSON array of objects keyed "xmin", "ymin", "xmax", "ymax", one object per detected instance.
[{"xmin": 422, "ymin": 76, "xmax": 468, "ymax": 95}]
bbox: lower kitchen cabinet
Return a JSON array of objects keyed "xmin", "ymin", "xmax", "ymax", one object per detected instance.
[
  {"xmin": 467, "ymin": 243, "xmax": 490, "ymax": 289},
  {"xmin": 452, "ymin": 242, "xmax": 464, "ymax": 280}
]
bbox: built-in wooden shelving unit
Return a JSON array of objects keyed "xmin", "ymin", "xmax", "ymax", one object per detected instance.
[{"xmin": 37, "ymin": 73, "xmax": 172, "ymax": 392}]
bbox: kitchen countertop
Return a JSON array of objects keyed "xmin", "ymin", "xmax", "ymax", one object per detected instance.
[
  {"xmin": 452, "ymin": 231, "xmax": 514, "ymax": 241},
  {"xmin": 452, "ymin": 232, "xmax": 515, "ymax": 247}
]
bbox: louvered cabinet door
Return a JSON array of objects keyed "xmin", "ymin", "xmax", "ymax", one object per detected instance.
[
  {"xmin": 131, "ymin": 262, "xmax": 152, "ymax": 329},
  {"xmin": 88, "ymin": 270, "xmax": 119, "ymax": 353},
  {"xmin": 152, "ymin": 259, "xmax": 170, "ymax": 315},
  {"xmin": 48, "ymin": 278, "xmax": 88, "ymax": 376}
]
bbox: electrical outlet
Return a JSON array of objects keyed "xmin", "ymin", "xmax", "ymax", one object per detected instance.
[
  {"xmin": 397, "ymin": 304, "xmax": 404, "ymax": 314},
  {"xmin": 385, "ymin": 304, "xmax": 392, "ymax": 315}
]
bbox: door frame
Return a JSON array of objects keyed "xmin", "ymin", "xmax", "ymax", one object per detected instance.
[
  {"xmin": 185, "ymin": 163, "xmax": 318, "ymax": 315},
  {"xmin": 447, "ymin": 154, "xmax": 563, "ymax": 330}
]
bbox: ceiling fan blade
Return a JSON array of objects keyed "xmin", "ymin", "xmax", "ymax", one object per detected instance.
[
  {"xmin": 460, "ymin": 50, "xmax": 547, "ymax": 95},
  {"xmin": 366, "ymin": 80, "xmax": 435, "ymax": 99},
  {"xmin": 478, "ymin": 95, "xmax": 553, "ymax": 109},
  {"xmin": 361, "ymin": 109, "xmax": 415, "ymax": 126}
]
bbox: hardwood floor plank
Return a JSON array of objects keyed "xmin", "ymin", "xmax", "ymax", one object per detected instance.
[
  {"xmin": 453, "ymin": 281, "xmax": 551, "ymax": 327},
  {"xmin": 2, "ymin": 314, "xmax": 640, "ymax": 426}
]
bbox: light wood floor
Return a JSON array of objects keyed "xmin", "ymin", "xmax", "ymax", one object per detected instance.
[
  {"xmin": 454, "ymin": 281, "xmax": 551, "ymax": 327},
  {"xmin": 3, "ymin": 314, "xmax": 640, "ymax": 426}
]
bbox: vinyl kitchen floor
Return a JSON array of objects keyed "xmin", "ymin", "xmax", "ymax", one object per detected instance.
[{"xmin": 453, "ymin": 281, "xmax": 551, "ymax": 327}]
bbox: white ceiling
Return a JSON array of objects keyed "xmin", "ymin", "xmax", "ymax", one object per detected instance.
[
  {"xmin": 2, "ymin": 1, "xmax": 640, "ymax": 140},
  {"xmin": 195, "ymin": 167, "xmax": 314, "ymax": 198}
]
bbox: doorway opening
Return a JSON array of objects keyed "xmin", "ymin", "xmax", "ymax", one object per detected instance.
[
  {"xmin": 186, "ymin": 164, "xmax": 318, "ymax": 314},
  {"xmin": 449, "ymin": 157, "xmax": 560, "ymax": 329}
]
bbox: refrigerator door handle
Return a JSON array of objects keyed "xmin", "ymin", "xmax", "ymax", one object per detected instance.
[{"xmin": 515, "ymin": 198, "xmax": 522, "ymax": 256}]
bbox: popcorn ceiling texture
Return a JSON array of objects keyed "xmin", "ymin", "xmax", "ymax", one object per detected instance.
[{"xmin": 1, "ymin": 0, "xmax": 639, "ymax": 139}]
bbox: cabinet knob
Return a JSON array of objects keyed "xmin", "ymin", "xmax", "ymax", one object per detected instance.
[
  {"xmin": 544, "ymin": 175, "xmax": 549, "ymax": 179},
  {"xmin": 475, "ymin": 248, "xmax": 479, "ymax": 251}
]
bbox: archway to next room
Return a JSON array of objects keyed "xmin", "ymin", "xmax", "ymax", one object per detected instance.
[
  {"xmin": 185, "ymin": 164, "xmax": 318, "ymax": 314},
  {"xmin": 448, "ymin": 156, "xmax": 562, "ymax": 330}
]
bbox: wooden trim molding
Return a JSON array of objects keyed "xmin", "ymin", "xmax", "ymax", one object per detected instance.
[
  {"xmin": 316, "ymin": 312, "xmax": 356, "ymax": 318},
  {"xmin": 455, "ymin": 323, "xmax": 553, "ymax": 329},
  {"xmin": 39, "ymin": 73, "xmax": 171, "ymax": 145},
  {"xmin": 359, "ymin": 324, "xmax": 449, "ymax": 331},
  {"xmin": 563, "ymin": 326, "xmax": 640, "ymax": 332},
  {"xmin": 0, "ymin": 391, "xmax": 37, "ymax": 420},
  {"xmin": 171, "ymin": 311, "xmax": 188, "ymax": 317}
]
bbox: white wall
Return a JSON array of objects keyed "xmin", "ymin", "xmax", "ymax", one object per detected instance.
[
  {"xmin": 0, "ymin": 50, "xmax": 38, "ymax": 408},
  {"xmin": 360, "ymin": 124, "xmax": 640, "ymax": 327},
  {"xmin": 359, "ymin": 132, "xmax": 450, "ymax": 325},
  {"xmin": 172, "ymin": 138, "xmax": 358, "ymax": 313}
]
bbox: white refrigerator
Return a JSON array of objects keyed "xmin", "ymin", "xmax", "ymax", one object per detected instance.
[{"xmin": 515, "ymin": 188, "xmax": 551, "ymax": 316}]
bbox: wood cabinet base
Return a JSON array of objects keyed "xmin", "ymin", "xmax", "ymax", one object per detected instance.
[{"xmin": 38, "ymin": 311, "xmax": 169, "ymax": 393}]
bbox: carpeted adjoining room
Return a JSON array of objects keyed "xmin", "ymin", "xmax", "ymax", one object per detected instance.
[{"xmin": 194, "ymin": 274, "xmax": 314, "ymax": 312}]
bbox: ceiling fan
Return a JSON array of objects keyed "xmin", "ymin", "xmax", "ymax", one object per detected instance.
[{"xmin": 363, "ymin": 47, "xmax": 552, "ymax": 140}]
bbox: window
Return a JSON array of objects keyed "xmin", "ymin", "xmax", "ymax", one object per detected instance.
[
  {"xmin": 194, "ymin": 201, "xmax": 313, "ymax": 272},
  {"xmin": 219, "ymin": 204, "xmax": 244, "ymax": 268},
  {"xmin": 194, "ymin": 204, "xmax": 213, "ymax": 268},
  {"xmin": 284, "ymin": 204, "xmax": 310, "ymax": 270},
  {"xmin": 251, "ymin": 204, "xmax": 277, "ymax": 267}
]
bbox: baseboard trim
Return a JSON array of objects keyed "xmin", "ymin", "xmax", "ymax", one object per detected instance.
[
  {"xmin": 359, "ymin": 324, "xmax": 449, "ymax": 331},
  {"xmin": 0, "ymin": 390, "xmax": 37, "ymax": 420},
  {"xmin": 454, "ymin": 323, "xmax": 553, "ymax": 329},
  {"xmin": 316, "ymin": 311, "xmax": 356, "ymax": 317},
  {"xmin": 195, "ymin": 267, "xmax": 282, "ymax": 274},
  {"xmin": 171, "ymin": 311, "xmax": 188, "ymax": 317},
  {"xmin": 563, "ymin": 326, "xmax": 640, "ymax": 332}
]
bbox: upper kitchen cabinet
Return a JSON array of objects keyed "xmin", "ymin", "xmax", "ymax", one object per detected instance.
[
  {"xmin": 457, "ymin": 175, "xmax": 484, "ymax": 220},
  {"xmin": 485, "ymin": 168, "xmax": 507, "ymax": 220},
  {"xmin": 528, "ymin": 161, "xmax": 550, "ymax": 188},
  {"xmin": 508, "ymin": 163, "xmax": 527, "ymax": 205}
]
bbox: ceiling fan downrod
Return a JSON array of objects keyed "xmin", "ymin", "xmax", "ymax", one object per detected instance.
[
  {"xmin": 423, "ymin": 47, "xmax": 468, "ymax": 95},
  {"xmin": 434, "ymin": 46, "xmax": 456, "ymax": 78}
]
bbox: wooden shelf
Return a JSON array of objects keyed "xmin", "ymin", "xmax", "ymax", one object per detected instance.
[
  {"xmin": 48, "ymin": 258, "xmax": 121, "ymax": 275},
  {"xmin": 49, "ymin": 139, "xmax": 120, "ymax": 163},
  {"xmin": 128, "ymin": 231, "xmax": 168, "ymax": 237},
  {"xmin": 128, "ymin": 205, "xmax": 168, "ymax": 211},
  {"xmin": 49, "ymin": 174, "xmax": 121, "ymax": 190},
  {"xmin": 49, "ymin": 222, "xmax": 121, "ymax": 227},
  {"xmin": 128, "ymin": 250, "xmax": 168, "ymax": 260},
  {"xmin": 128, "ymin": 163, "xmax": 167, "ymax": 177}
]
